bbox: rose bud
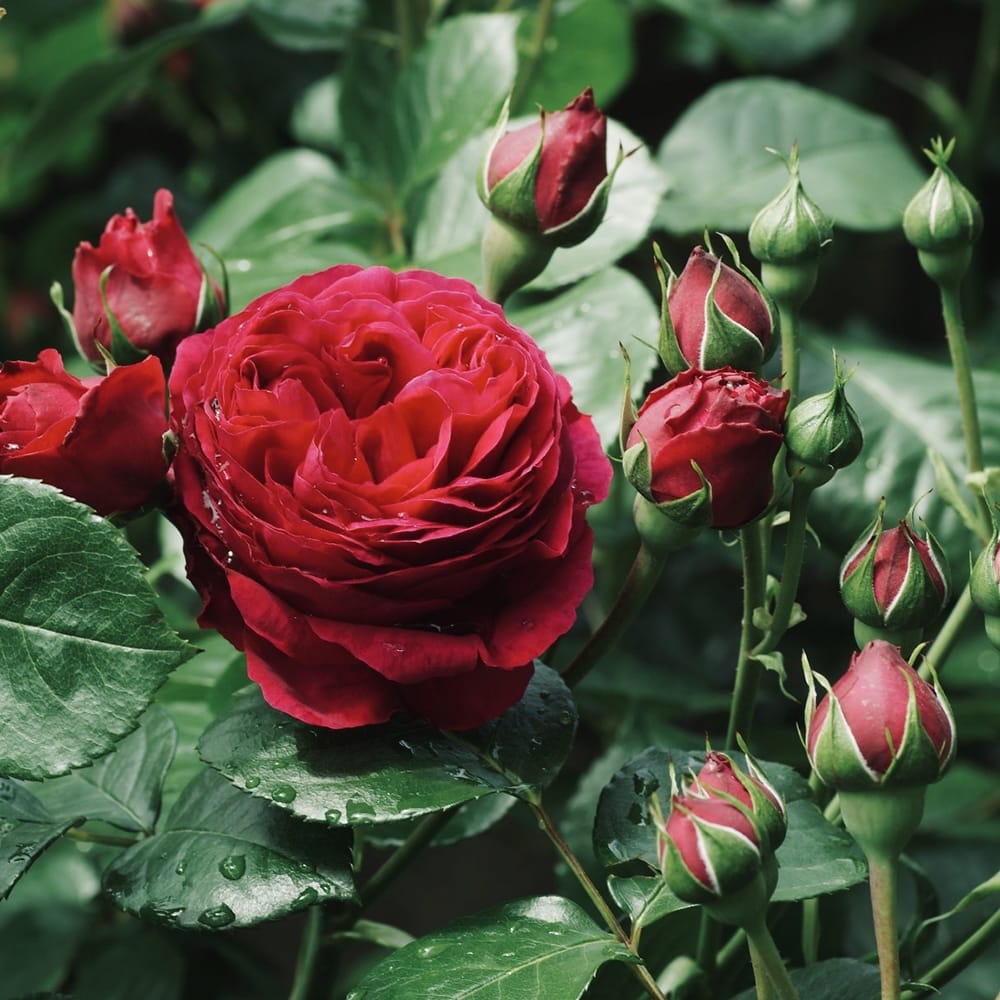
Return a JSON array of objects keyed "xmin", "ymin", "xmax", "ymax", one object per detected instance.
[
  {"xmin": 840, "ymin": 501, "xmax": 949, "ymax": 651},
  {"xmin": 655, "ymin": 238, "xmax": 778, "ymax": 376},
  {"xmin": 693, "ymin": 749, "xmax": 787, "ymax": 853},
  {"xmin": 804, "ymin": 640, "xmax": 955, "ymax": 858},
  {"xmin": 0, "ymin": 349, "xmax": 168, "ymax": 516},
  {"xmin": 904, "ymin": 136, "xmax": 983, "ymax": 287},
  {"xmin": 968, "ymin": 517, "xmax": 1000, "ymax": 649},
  {"xmin": 60, "ymin": 189, "xmax": 225, "ymax": 367},
  {"xmin": 749, "ymin": 144, "xmax": 833, "ymax": 308},
  {"xmin": 623, "ymin": 367, "xmax": 789, "ymax": 530},
  {"xmin": 479, "ymin": 89, "xmax": 624, "ymax": 301},
  {"xmin": 784, "ymin": 352, "xmax": 863, "ymax": 488}
]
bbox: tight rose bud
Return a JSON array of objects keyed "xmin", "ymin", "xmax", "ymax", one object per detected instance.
[
  {"xmin": 840, "ymin": 502, "xmax": 949, "ymax": 650},
  {"xmin": 623, "ymin": 367, "xmax": 789, "ymax": 530},
  {"xmin": 749, "ymin": 144, "xmax": 833, "ymax": 308},
  {"xmin": 62, "ymin": 189, "xmax": 225, "ymax": 367},
  {"xmin": 784, "ymin": 352, "xmax": 863, "ymax": 488},
  {"xmin": 694, "ymin": 750, "xmax": 787, "ymax": 853},
  {"xmin": 652, "ymin": 790, "xmax": 764, "ymax": 908},
  {"xmin": 655, "ymin": 238, "xmax": 777, "ymax": 376},
  {"xmin": 479, "ymin": 90, "xmax": 623, "ymax": 302},
  {"xmin": 804, "ymin": 641, "xmax": 955, "ymax": 859},
  {"xmin": 904, "ymin": 137, "xmax": 983, "ymax": 287},
  {"xmin": 0, "ymin": 349, "xmax": 168, "ymax": 515}
]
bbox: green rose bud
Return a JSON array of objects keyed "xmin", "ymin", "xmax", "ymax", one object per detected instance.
[
  {"xmin": 903, "ymin": 136, "xmax": 983, "ymax": 287},
  {"xmin": 784, "ymin": 352, "xmax": 863, "ymax": 487}
]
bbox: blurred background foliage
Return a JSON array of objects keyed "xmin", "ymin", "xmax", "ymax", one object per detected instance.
[{"xmin": 0, "ymin": 1, "xmax": 998, "ymax": 997}]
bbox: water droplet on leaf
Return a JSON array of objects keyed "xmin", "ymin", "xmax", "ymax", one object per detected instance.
[
  {"xmin": 219, "ymin": 854, "xmax": 246, "ymax": 880},
  {"xmin": 271, "ymin": 784, "xmax": 297, "ymax": 804},
  {"xmin": 198, "ymin": 904, "xmax": 236, "ymax": 928}
]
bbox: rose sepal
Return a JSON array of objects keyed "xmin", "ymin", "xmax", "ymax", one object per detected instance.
[
  {"xmin": 543, "ymin": 143, "xmax": 625, "ymax": 248},
  {"xmin": 194, "ymin": 246, "xmax": 229, "ymax": 331},
  {"xmin": 716, "ymin": 234, "xmax": 781, "ymax": 365},
  {"xmin": 623, "ymin": 433, "xmax": 714, "ymax": 530},
  {"xmin": 969, "ymin": 504, "xmax": 1000, "ymax": 632},
  {"xmin": 49, "ymin": 280, "xmax": 83, "ymax": 358},
  {"xmin": 652, "ymin": 241, "xmax": 686, "ymax": 375}
]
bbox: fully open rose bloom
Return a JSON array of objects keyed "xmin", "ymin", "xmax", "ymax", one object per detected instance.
[
  {"xmin": 169, "ymin": 265, "xmax": 610, "ymax": 730},
  {"xmin": 0, "ymin": 349, "xmax": 168, "ymax": 515}
]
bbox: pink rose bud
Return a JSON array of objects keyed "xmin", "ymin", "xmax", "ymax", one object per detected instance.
[
  {"xmin": 65, "ymin": 189, "xmax": 225, "ymax": 366},
  {"xmin": 693, "ymin": 750, "xmax": 787, "ymax": 852},
  {"xmin": 0, "ymin": 349, "xmax": 168, "ymax": 515},
  {"xmin": 483, "ymin": 88, "xmax": 612, "ymax": 239},
  {"xmin": 840, "ymin": 502, "xmax": 949, "ymax": 648},
  {"xmin": 805, "ymin": 640, "xmax": 955, "ymax": 793},
  {"xmin": 655, "ymin": 241, "xmax": 777, "ymax": 375},
  {"xmin": 651, "ymin": 789, "xmax": 765, "ymax": 907},
  {"xmin": 623, "ymin": 367, "xmax": 789, "ymax": 530}
]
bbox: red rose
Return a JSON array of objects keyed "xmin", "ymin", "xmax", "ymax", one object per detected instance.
[
  {"xmin": 625, "ymin": 368, "xmax": 788, "ymax": 529},
  {"xmin": 71, "ymin": 189, "xmax": 223, "ymax": 365},
  {"xmin": 169, "ymin": 265, "xmax": 610, "ymax": 731},
  {"xmin": 484, "ymin": 87, "xmax": 609, "ymax": 235},
  {"xmin": 0, "ymin": 349, "xmax": 168, "ymax": 515}
]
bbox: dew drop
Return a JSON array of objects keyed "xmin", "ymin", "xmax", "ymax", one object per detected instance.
[
  {"xmin": 324, "ymin": 808, "xmax": 343, "ymax": 825},
  {"xmin": 520, "ymin": 618, "xmax": 535, "ymax": 630},
  {"xmin": 219, "ymin": 854, "xmax": 246, "ymax": 880},
  {"xmin": 175, "ymin": 861, "xmax": 187, "ymax": 876},
  {"xmin": 271, "ymin": 784, "xmax": 297, "ymax": 804},
  {"xmin": 345, "ymin": 799, "xmax": 376, "ymax": 823},
  {"xmin": 318, "ymin": 882, "xmax": 331, "ymax": 893},
  {"xmin": 198, "ymin": 903, "xmax": 236, "ymax": 928},
  {"xmin": 417, "ymin": 943, "xmax": 449, "ymax": 959},
  {"xmin": 244, "ymin": 776, "xmax": 261, "ymax": 789},
  {"xmin": 290, "ymin": 886, "xmax": 318, "ymax": 912}
]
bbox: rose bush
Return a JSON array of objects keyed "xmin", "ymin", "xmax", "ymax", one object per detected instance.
[
  {"xmin": 625, "ymin": 367, "xmax": 788, "ymax": 529},
  {"xmin": 70, "ymin": 188, "xmax": 223, "ymax": 365},
  {"xmin": 0, "ymin": 349, "xmax": 168, "ymax": 515},
  {"xmin": 169, "ymin": 265, "xmax": 611, "ymax": 730}
]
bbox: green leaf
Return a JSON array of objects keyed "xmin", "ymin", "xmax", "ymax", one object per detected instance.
[
  {"xmin": 731, "ymin": 958, "xmax": 881, "ymax": 1000},
  {"xmin": 803, "ymin": 333, "xmax": 1000, "ymax": 565},
  {"xmin": 73, "ymin": 924, "xmax": 185, "ymax": 1000},
  {"xmin": 515, "ymin": 0, "xmax": 635, "ymax": 114},
  {"xmin": 103, "ymin": 768, "xmax": 357, "ymax": 930},
  {"xmin": 0, "ymin": 478, "xmax": 195, "ymax": 779},
  {"xmin": 411, "ymin": 118, "xmax": 667, "ymax": 292},
  {"xmin": 27, "ymin": 705, "xmax": 177, "ymax": 835},
  {"xmin": 657, "ymin": 78, "xmax": 925, "ymax": 233},
  {"xmin": 198, "ymin": 664, "xmax": 577, "ymax": 826},
  {"xmin": 651, "ymin": 0, "xmax": 854, "ymax": 69},
  {"xmin": 607, "ymin": 874, "xmax": 693, "ymax": 932},
  {"xmin": 366, "ymin": 792, "xmax": 517, "ymax": 850},
  {"xmin": 509, "ymin": 269, "xmax": 660, "ymax": 446},
  {"xmin": 192, "ymin": 149, "xmax": 381, "ymax": 310},
  {"xmin": 0, "ymin": 779, "xmax": 81, "ymax": 901},
  {"xmin": 347, "ymin": 896, "xmax": 634, "ymax": 1000},
  {"xmin": 340, "ymin": 13, "xmax": 519, "ymax": 200},
  {"xmin": 592, "ymin": 748, "xmax": 867, "ymax": 913},
  {"xmin": 245, "ymin": 0, "xmax": 363, "ymax": 52}
]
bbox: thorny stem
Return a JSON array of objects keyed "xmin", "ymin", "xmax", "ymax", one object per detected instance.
[
  {"xmin": 531, "ymin": 801, "xmax": 666, "ymax": 1000},
  {"xmin": 560, "ymin": 543, "xmax": 667, "ymax": 689}
]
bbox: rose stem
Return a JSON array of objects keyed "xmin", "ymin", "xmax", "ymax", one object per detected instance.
[
  {"xmin": 360, "ymin": 806, "xmax": 460, "ymax": 908},
  {"xmin": 776, "ymin": 299, "xmax": 801, "ymax": 407},
  {"xmin": 510, "ymin": 0, "xmax": 556, "ymax": 111},
  {"xmin": 900, "ymin": 903, "xmax": 1000, "ymax": 999},
  {"xmin": 287, "ymin": 906, "xmax": 322, "ymax": 1000},
  {"xmin": 560, "ymin": 542, "xmax": 667, "ymax": 689},
  {"xmin": 752, "ymin": 479, "xmax": 816, "ymax": 658},
  {"xmin": 724, "ymin": 523, "xmax": 768, "ymax": 749},
  {"xmin": 921, "ymin": 583, "xmax": 976, "ymax": 682},
  {"xmin": 747, "ymin": 934, "xmax": 778, "ymax": 1000},
  {"xmin": 742, "ymin": 913, "xmax": 801, "ymax": 1000},
  {"xmin": 938, "ymin": 279, "xmax": 991, "ymax": 535},
  {"xmin": 866, "ymin": 850, "xmax": 903, "ymax": 1000},
  {"xmin": 531, "ymin": 799, "xmax": 667, "ymax": 1000}
]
